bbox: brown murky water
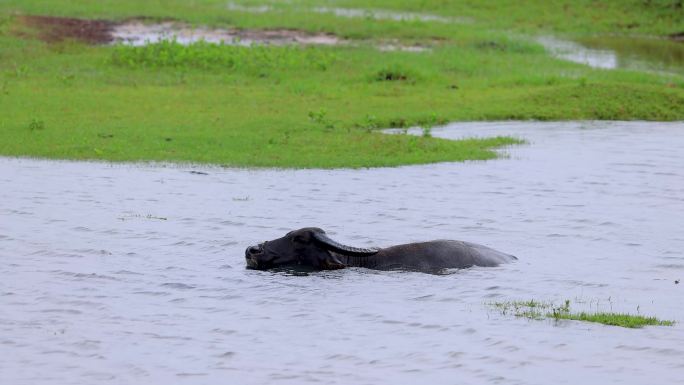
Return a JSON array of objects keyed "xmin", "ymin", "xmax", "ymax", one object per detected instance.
[{"xmin": 1, "ymin": 121, "xmax": 683, "ymax": 384}]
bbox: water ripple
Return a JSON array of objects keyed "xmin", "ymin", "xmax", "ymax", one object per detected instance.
[{"xmin": 2, "ymin": 121, "xmax": 684, "ymax": 385}]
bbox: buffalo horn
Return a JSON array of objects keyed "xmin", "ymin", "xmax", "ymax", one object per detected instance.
[{"xmin": 312, "ymin": 232, "xmax": 379, "ymax": 256}]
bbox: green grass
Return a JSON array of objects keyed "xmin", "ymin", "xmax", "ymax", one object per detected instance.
[
  {"xmin": 0, "ymin": 0, "xmax": 681, "ymax": 37},
  {"xmin": 491, "ymin": 299, "xmax": 676, "ymax": 329},
  {"xmin": 110, "ymin": 41, "xmax": 337, "ymax": 72},
  {"xmin": 552, "ymin": 312, "xmax": 675, "ymax": 328},
  {"xmin": 1, "ymin": 1, "xmax": 683, "ymax": 167}
]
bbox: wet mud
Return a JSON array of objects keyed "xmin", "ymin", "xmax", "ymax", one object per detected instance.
[
  {"xmin": 17, "ymin": 14, "xmax": 427, "ymax": 51},
  {"xmin": 669, "ymin": 31, "xmax": 684, "ymax": 42},
  {"xmin": 17, "ymin": 15, "xmax": 342, "ymax": 47},
  {"xmin": 20, "ymin": 15, "xmax": 114, "ymax": 44}
]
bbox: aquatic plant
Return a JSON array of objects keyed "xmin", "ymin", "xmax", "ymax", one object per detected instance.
[
  {"xmin": 420, "ymin": 113, "xmax": 441, "ymax": 137},
  {"xmin": 551, "ymin": 312, "xmax": 674, "ymax": 328},
  {"xmin": 490, "ymin": 299, "xmax": 675, "ymax": 329},
  {"xmin": 490, "ymin": 300, "xmax": 552, "ymax": 320}
]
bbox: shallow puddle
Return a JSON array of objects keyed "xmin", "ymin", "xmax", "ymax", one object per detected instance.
[
  {"xmin": 111, "ymin": 22, "xmax": 427, "ymax": 51},
  {"xmin": 225, "ymin": 3, "xmax": 274, "ymax": 14},
  {"xmin": 111, "ymin": 21, "xmax": 341, "ymax": 47},
  {"xmin": 312, "ymin": 7, "xmax": 470, "ymax": 24},
  {"xmin": 2, "ymin": 121, "xmax": 684, "ymax": 384},
  {"xmin": 21, "ymin": 15, "xmax": 428, "ymax": 51},
  {"xmin": 222, "ymin": 3, "xmax": 468, "ymax": 24},
  {"xmin": 110, "ymin": 22, "xmax": 432, "ymax": 52},
  {"xmin": 577, "ymin": 35, "xmax": 684, "ymax": 74},
  {"xmin": 539, "ymin": 35, "xmax": 684, "ymax": 75}
]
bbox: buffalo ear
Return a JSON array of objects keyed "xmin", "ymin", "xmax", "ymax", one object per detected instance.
[{"xmin": 319, "ymin": 253, "xmax": 346, "ymax": 270}]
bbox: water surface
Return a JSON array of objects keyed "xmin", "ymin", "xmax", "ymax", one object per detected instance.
[
  {"xmin": 1, "ymin": 121, "xmax": 683, "ymax": 384},
  {"xmin": 539, "ymin": 36, "xmax": 684, "ymax": 75}
]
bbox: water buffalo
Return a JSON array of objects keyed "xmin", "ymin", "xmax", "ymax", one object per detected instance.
[{"xmin": 245, "ymin": 227, "xmax": 516, "ymax": 273}]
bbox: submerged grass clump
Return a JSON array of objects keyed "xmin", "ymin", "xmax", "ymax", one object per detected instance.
[
  {"xmin": 490, "ymin": 299, "xmax": 551, "ymax": 320},
  {"xmin": 553, "ymin": 312, "xmax": 674, "ymax": 328},
  {"xmin": 490, "ymin": 299, "xmax": 675, "ymax": 329},
  {"xmin": 111, "ymin": 40, "xmax": 337, "ymax": 72}
]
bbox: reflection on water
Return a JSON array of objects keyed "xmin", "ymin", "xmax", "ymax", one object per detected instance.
[
  {"xmin": 578, "ymin": 35, "xmax": 684, "ymax": 73},
  {"xmin": 110, "ymin": 22, "xmax": 426, "ymax": 52},
  {"xmin": 1, "ymin": 121, "xmax": 684, "ymax": 384},
  {"xmin": 312, "ymin": 7, "xmax": 470, "ymax": 24},
  {"xmin": 539, "ymin": 36, "xmax": 684, "ymax": 74}
]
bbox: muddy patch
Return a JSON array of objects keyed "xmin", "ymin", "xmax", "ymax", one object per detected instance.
[
  {"xmin": 20, "ymin": 15, "xmax": 114, "ymax": 44},
  {"xmin": 18, "ymin": 15, "xmax": 433, "ymax": 52},
  {"xmin": 19, "ymin": 15, "xmax": 341, "ymax": 47},
  {"xmin": 669, "ymin": 32, "xmax": 684, "ymax": 42}
]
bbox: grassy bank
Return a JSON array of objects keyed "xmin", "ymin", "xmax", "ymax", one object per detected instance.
[
  {"xmin": 1, "ymin": 1, "xmax": 683, "ymax": 167},
  {"xmin": 491, "ymin": 300, "xmax": 675, "ymax": 328},
  {"xmin": 1, "ymin": 0, "xmax": 681, "ymax": 37}
]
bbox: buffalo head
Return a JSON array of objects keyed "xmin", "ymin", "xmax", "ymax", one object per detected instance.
[{"xmin": 245, "ymin": 227, "xmax": 378, "ymax": 270}]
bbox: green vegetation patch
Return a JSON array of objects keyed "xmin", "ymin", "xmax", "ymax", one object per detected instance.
[
  {"xmin": 111, "ymin": 40, "xmax": 337, "ymax": 72},
  {"xmin": 1, "ymin": 1, "xmax": 684, "ymax": 168},
  {"xmin": 491, "ymin": 299, "xmax": 675, "ymax": 329},
  {"xmin": 553, "ymin": 312, "xmax": 674, "ymax": 328},
  {"xmin": 1, "ymin": 0, "xmax": 682, "ymax": 37}
]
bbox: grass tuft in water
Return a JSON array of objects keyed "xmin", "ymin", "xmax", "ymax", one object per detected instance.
[
  {"xmin": 491, "ymin": 299, "xmax": 675, "ymax": 329},
  {"xmin": 551, "ymin": 312, "xmax": 674, "ymax": 328},
  {"xmin": 490, "ymin": 300, "xmax": 552, "ymax": 320}
]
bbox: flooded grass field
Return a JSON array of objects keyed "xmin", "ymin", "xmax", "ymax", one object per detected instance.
[{"xmin": 1, "ymin": 121, "xmax": 683, "ymax": 384}]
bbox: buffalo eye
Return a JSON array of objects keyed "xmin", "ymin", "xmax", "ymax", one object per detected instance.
[
  {"xmin": 292, "ymin": 234, "xmax": 309, "ymax": 244},
  {"xmin": 292, "ymin": 230, "xmax": 314, "ymax": 245}
]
